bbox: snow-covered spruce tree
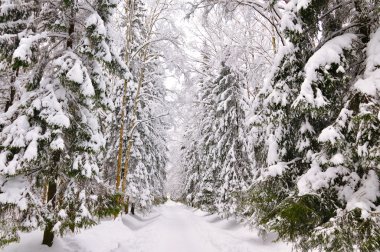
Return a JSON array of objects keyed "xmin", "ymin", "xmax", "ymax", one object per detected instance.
[
  {"xmin": 249, "ymin": 0, "xmax": 380, "ymax": 251},
  {"xmin": 0, "ymin": 0, "xmax": 128, "ymax": 247},
  {"xmin": 128, "ymin": 63, "xmax": 168, "ymax": 209},
  {"xmin": 0, "ymin": 1, "xmax": 39, "ymax": 245},
  {"xmin": 246, "ymin": 0, "xmax": 331, "ymax": 244},
  {"xmin": 180, "ymin": 42, "xmax": 218, "ymax": 212},
  {"xmin": 181, "ymin": 121, "xmax": 202, "ymax": 206},
  {"xmin": 143, "ymin": 58, "xmax": 169, "ymax": 205},
  {"xmin": 181, "ymin": 32, "xmax": 254, "ymax": 216},
  {"xmin": 191, "ymin": 72, "xmax": 218, "ymax": 212},
  {"xmin": 210, "ymin": 62, "xmax": 252, "ymax": 218},
  {"xmin": 294, "ymin": 2, "xmax": 380, "ymax": 251}
]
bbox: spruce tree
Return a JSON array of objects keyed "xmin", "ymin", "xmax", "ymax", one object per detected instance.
[
  {"xmin": 0, "ymin": 0, "xmax": 127, "ymax": 247},
  {"xmin": 181, "ymin": 122, "xmax": 202, "ymax": 206},
  {"xmin": 247, "ymin": 0, "xmax": 333, "ymax": 245},
  {"xmin": 192, "ymin": 73, "xmax": 217, "ymax": 212},
  {"xmin": 210, "ymin": 62, "xmax": 252, "ymax": 217},
  {"xmin": 248, "ymin": 0, "xmax": 380, "ymax": 251},
  {"xmin": 294, "ymin": 1, "xmax": 380, "ymax": 250},
  {"xmin": 181, "ymin": 44, "xmax": 217, "ymax": 211}
]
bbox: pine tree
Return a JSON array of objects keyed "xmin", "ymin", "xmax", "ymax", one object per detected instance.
[{"xmin": 126, "ymin": 56, "xmax": 169, "ymax": 210}]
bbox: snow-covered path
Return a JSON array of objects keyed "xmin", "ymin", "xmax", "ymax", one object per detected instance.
[{"xmin": 3, "ymin": 200, "xmax": 291, "ymax": 252}]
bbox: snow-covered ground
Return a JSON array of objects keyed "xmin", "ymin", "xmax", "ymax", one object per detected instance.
[{"xmin": 3, "ymin": 200, "xmax": 292, "ymax": 252}]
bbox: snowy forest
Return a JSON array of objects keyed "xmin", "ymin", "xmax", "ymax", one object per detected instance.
[{"xmin": 0, "ymin": 0, "xmax": 379, "ymax": 251}]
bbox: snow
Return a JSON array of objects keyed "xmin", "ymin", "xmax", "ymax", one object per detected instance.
[
  {"xmin": 24, "ymin": 139, "xmax": 38, "ymax": 161},
  {"xmin": 0, "ymin": 176, "xmax": 29, "ymax": 210},
  {"xmin": 297, "ymin": 160, "xmax": 349, "ymax": 195},
  {"xmin": 66, "ymin": 61, "xmax": 84, "ymax": 84},
  {"xmin": 300, "ymin": 120, "xmax": 315, "ymax": 134},
  {"xmin": 12, "ymin": 33, "xmax": 47, "ymax": 64},
  {"xmin": 85, "ymin": 13, "xmax": 112, "ymax": 62},
  {"xmin": 266, "ymin": 134, "xmax": 279, "ymax": 165},
  {"xmin": 3, "ymin": 201, "xmax": 292, "ymax": 252},
  {"xmin": 86, "ymin": 14, "xmax": 107, "ymax": 37},
  {"xmin": 354, "ymin": 28, "xmax": 380, "ymax": 96},
  {"xmin": 318, "ymin": 125, "xmax": 342, "ymax": 144},
  {"xmin": 55, "ymin": 52, "xmax": 95, "ymax": 96},
  {"xmin": 330, "ymin": 153, "xmax": 344, "ymax": 165},
  {"xmin": 294, "ymin": 33, "xmax": 357, "ymax": 107},
  {"xmin": 2, "ymin": 115, "xmax": 30, "ymax": 148},
  {"xmin": 280, "ymin": 1, "xmax": 302, "ymax": 33},
  {"xmin": 346, "ymin": 171, "xmax": 380, "ymax": 218},
  {"xmin": 264, "ymin": 162, "xmax": 287, "ymax": 177},
  {"xmin": 50, "ymin": 136, "xmax": 65, "ymax": 150},
  {"xmin": 47, "ymin": 112, "xmax": 70, "ymax": 128},
  {"xmin": 297, "ymin": 0, "xmax": 312, "ymax": 11}
]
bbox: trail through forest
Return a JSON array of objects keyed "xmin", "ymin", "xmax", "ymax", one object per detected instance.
[{"xmin": 3, "ymin": 200, "xmax": 291, "ymax": 252}]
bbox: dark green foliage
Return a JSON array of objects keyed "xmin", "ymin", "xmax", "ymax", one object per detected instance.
[
  {"xmin": 303, "ymin": 209, "xmax": 380, "ymax": 252},
  {"xmin": 263, "ymin": 194, "xmax": 335, "ymax": 243},
  {"xmin": 96, "ymin": 193, "xmax": 122, "ymax": 218}
]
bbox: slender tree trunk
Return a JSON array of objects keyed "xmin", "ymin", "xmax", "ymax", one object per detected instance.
[
  {"xmin": 116, "ymin": 81, "xmax": 128, "ymax": 193},
  {"xmin": 131, "ymin": 203, "xmax": 135, "ymax": 215},
  {"xmin": 271, "ymin": 14, "xmax": 277, "ymax": 53},
  {"xmin": 42, "ymin": 222, "xmax": 54, "ymax": 247},
  {"xmin": 121, "ymin": 139, "xmax": 134, "ymax": 195},
  {"xmin": 116, "ymin": 0, "xmax": 134, "ymax": 197},
  {"xmin": 42, "ymin": 182, "xmax": 48, "ymax": 203},
  {"xmin": 42, "ymin": 180, "xmax": 57, "ymax": 247},
  {"xmin": 4, "ymin": 86, "xmax": 16, "ymax": 113},
  {"xmin": 66, "ymin": 4, "xmax": 75, "ymax": 49}
]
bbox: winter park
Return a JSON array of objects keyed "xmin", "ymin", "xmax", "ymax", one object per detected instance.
[{"xmin": 0, "ymin": 0, "xmax": 380, "ymax": 251}]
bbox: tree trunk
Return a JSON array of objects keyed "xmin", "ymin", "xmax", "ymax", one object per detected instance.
[
  {"xmin": 4, "ymin": 86, "xmax": 16, "ymax": 113},
  {"xmin": 66, "ymin": 3, "xmax": 75, "ymax": 49},
  {"xmin": 116, "ymin": 81, "xmax": 128, "ymax": 194},
  {"xmin": 42, "ymin": 222, "xmax": 54, "ymax": 247},
  {"xmin": 4, "ymin": 69, "xmax": 18, "ymax": 113},
  {"xmin": 42, "ymin": 180, "xmax": 57, "ymax": 247},
  {"xmin": 124, "ymin": 197, "xmax": 129, "ymax": 214},
  {"xmin": 131, "ymin": 203, "xmax": 135, "ymax": 215},
  {"xmin": 116, "ymin": 0, "xmax": 134, "ymax": 197}
]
